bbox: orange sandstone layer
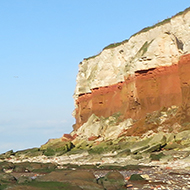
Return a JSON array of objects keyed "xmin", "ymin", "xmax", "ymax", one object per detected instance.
[{"xmin": 74, "ymin": 54, "xmax": 190, "ymax": 130}]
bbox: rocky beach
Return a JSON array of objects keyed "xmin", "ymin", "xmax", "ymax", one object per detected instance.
[{"xmin": 1, "ymin": 148, "xmax": 190, "ymax": 189}]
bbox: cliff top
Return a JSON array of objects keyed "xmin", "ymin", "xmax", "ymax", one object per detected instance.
[
  {"xmin": 84, "ymin": 7, "xmax": 190, "ymax": 61},
  {"xmin": 74, "ymin": 6, "xmax": 190, "ymax": 99}
]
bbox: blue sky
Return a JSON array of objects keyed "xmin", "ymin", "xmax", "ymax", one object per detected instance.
[{"xmin": 0, "ymin": 1, "xmax": 189, "ymax": 154}]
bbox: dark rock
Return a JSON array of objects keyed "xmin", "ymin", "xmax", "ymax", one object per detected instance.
[
  {"xmin": 14, "ymin": 148, "xmax": 42, "ymax": 158},
  {"xmin": 97, "ymin": 171, "xmax": 125, "ymax": 190},
  {"xmin": 37, "ymin": 170, "xmax": 103, "ymax": 189},
  {"xmin": 0, "ymin": 162, "xmax": 14, "ymax": 172},
  {"xmin": 117, "ymin": 148, "xmax": 131, "ymax": 157},
  {"xmin": 150, "ymin": 152, "xmax": 166, "ymax": 161},
  {"xmin": 0, "ymin": 173, "xmax": 17, "ymax": 183},
  {"xmin": 0, "ymin": 150, "xmax": 14, "ymax": 159},
  {"xmin": 17, "ymin": 176, "xmax": 32, "ymax": 184},
  {"xmin": 106, "ymin": 171, "xmax": 124, "ymax": 180},
  {"xmin": 38, "ymin": 170, "xmax": 95, "ymax": 181},
  {"xmin": 129, "ymin": 174, "xmax": 147, "ymax": 181},
  {"xmin": 164, "ymin": 142, "xmax": 183, "ymax": 150}
]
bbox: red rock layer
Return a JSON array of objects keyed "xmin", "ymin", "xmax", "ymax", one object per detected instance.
[{"xmin": 74, "ymin": 54, "xmax": 190, "ymax": 130}]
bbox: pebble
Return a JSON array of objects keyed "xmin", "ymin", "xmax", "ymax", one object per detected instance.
[{"xmin": 3, "ymin": 151, "xmax": 190, "ymax": 189}]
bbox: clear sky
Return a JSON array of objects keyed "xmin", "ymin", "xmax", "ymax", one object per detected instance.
[{"xmin": 0, "ymin": 0, "xmax": 189, "ymax": 154}]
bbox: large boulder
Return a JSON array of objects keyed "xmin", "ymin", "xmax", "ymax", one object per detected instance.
[
  {"xmin": 97, "ymin": 171, "xmax": 125, "ymax": 190},
  {"xmin": 37, "ymin": 170, "xmax": 103, "ymax": 190},
  {"xmin": 0, "ymin": 173, "xmax": 17, "ymax": 183}
]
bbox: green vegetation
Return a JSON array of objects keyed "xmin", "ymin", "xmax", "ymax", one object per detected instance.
[
  {"xmin": 0, "ymin": 184, "xmax": 8, "ymax": 190},
  {"xmin": 134, "ymin": 39, "xmax": 154, "ymax": 58},
  {"xmin": 43, "ymin": 148, "xmax": 56, "ymax": 157},
  {"xmin": 0, "ymin": 150, "xmax": 14, "ymax": 159},
  {"xmin": 132, "ymin": 18, "xmax": 171, "ymax": 37},
  {"xmin": 88, "ymin": 141, "xmax": 111, "ymax": 154},
  {"xmin": 15, "ymin": 148, "xmax": 43, "ymax": 158},
  {"xmin": 138, "ymin": 41, "xmax": 149, "ymax": 56},
  {"xmin": 20, "ymin": 181, "xmax": 74, "ymax": 190},
  {"xmin": 84, "ymin": 39, "xmax": 128, "ymax": 61},
  {"xmin": 103, "ymin": 39, "xmax": 129, "ymax": 50},
  {"xmin": 83, "ymin": 53, "xmax": 101, "ymax": 61},
  {"xmin": 174, "ymin": 6, "xmax": 190, "ymax": 17},
  {"xmin": 99, "ymin": 164, "xmax": 150, "ymax": 170}
]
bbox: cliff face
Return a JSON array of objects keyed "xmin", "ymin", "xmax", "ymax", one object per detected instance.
[{"xmin": 73, "ymin": 8, "xmax": 190, "ymax": 135}]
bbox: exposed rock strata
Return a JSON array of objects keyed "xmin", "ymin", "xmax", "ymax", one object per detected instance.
[
  {"xmin": 74, "ymin": 54, "xmax": 190, "ymax": 130},
  {"xmin": 73, "ymin": 8, "xmax": 190, "ymax": 133}
]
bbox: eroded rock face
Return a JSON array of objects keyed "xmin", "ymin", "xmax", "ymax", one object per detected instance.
[
  {"xmin": 74, "ymin": 54, "xmax": 190, "ymax": 130},
  {"xmin": 73, "ymin": 8, "xmax": 190, "ymax": 134}
]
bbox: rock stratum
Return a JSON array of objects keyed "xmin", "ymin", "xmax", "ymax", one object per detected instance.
[{"xmin": 72, "ymin": 7, "xmax": 190, "ymax": 139}]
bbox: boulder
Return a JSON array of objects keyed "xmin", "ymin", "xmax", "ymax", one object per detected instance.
[
  {"xmin": 0, "ymin": 173, "xmax": 17, "ymax": 183},
  {"xmin": 0, "ymin": 150, "xmax": 14, "ymax": 159},
  {"xmin": 0, "ymin": 162, "xmax": 14, "ymax": 172},
  {"xmin": 37, "ymin": 170, "xmax": 103, "ymax": 190},
  {"xmin": 97, "ymin": 171, "xmax": 125, "ymax": 190},
  {"xmin": 129, "ymin": 174, "xmax": 147, "ymax": 182},
  {"xmin": 17, "ymin": 176, "xmax": 32, "ymax": 184}
]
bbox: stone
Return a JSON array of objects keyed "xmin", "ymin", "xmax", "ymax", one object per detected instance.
[
  {"xmin": 130, "ymin": 138, "xmax": 151, "ymax": 154},
  {"xmin": 141, "ymin": 133, "xmax": 166, "ymax": 153},
  {"xmin": 106, "ymin": 171, "xmax": 124, "ymax": 180},
  {"xmin": 37, "ymin": 170, "xmax": 96, "ymax": 181},
  {"xmin": 0, "ymin": 150, "xmax": 14, "ymax": 159},
  {"xmin": 75, "ymin": 114, "xmax": 103, "ymax": 138},
  {"xmin": 17, "ymin": 176, "xmax": 32, "ymax": 184},
  {"xmin": 129, "ymin": 174, "xmax": 147, "ymax": 181},
  {"xmin": 61, "ymin": 134, "xmax": 74, "ymax": 141},
  {"xmin": 37, "ymin": 170, "xmax": 103, "ymax": 190},
  {"xmin": 175, "ymin": 130, "xmax": 190, "ymax": 141},
  {"xmin": 97, "ymin": 171, "xmax": 125, "ymax": 190},
  {"xmin": 165, "ymin": 133, "xmax": 175, "ymax": 143},
  {"xmin": 117, "ymin": 148, "xmax": 131, "ymax": 157},
  {"xmin": 0, "ymin": 162, "xmax": 14, "ymax": 172},
  {"xmin": 149, "ymin": 152, "xmax": 166, "ymax": 161},
  {"xmin": 14, "ymin": 148, "xmax": 43, "ymax": 158},
  {"xmin": 164, "ymin": 142, "xmax": 182, "ymax": 150},
  {"xmin": 0, "ymin": 173, "xmax": 17, "ymax": 183}
]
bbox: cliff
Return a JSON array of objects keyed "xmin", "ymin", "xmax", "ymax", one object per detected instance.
[
  {"xmin": 3, "ymin": 9, "xmax": 190, "ymax": 186},
  {"xmin": 72, "ymin": 7, "xmax": 190, "ymax": 138}
]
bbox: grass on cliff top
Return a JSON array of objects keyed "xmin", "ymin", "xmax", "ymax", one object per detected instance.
[
  {"xmin": 102, "ymin": 39, "xmax": 129, "ymax": 50},
  {"xmin": 84, "ymin": 39, "xmax": 129, "ymax": 61},
  {"xmin": 83, "ymin": 6, "xmax": 190, "ymax": 61},
  {"xmin": 130, "ymin": 6, "xmax": 190, "ymax": 37}
]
